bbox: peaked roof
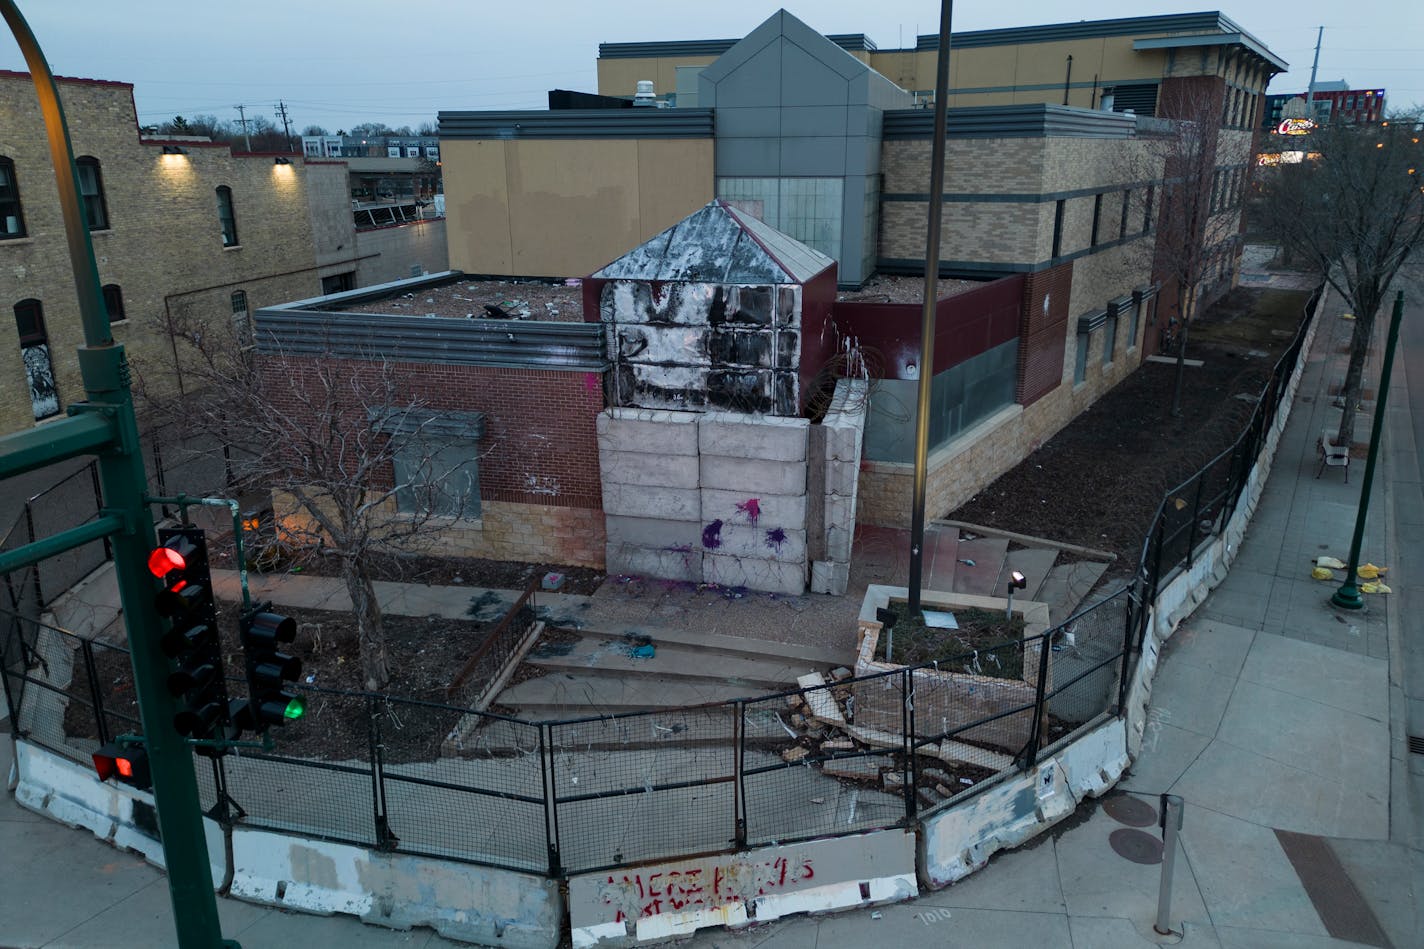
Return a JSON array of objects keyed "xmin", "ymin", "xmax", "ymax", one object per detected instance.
[{"xmin": 592, "ymin": 200, "xmax": 835, "ymax": 284}]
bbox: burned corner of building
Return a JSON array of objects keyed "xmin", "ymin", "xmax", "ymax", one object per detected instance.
[
  {"xmin": 589, "ymin": 202, "xmax": 828, "ymax": 419},
  {"xmin": 589, "ymin": 200, "xmax": 866, "ymax": 597}
]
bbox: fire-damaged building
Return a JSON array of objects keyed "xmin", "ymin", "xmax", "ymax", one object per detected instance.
[{"xmin": 252, "ymin": 9, "xmax": 1285, "ymax": 595}]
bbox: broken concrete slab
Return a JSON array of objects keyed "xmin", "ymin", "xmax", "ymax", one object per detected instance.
[{"xmin": 797, "ymin": 672, "xmax": 846, "ymax": 726}]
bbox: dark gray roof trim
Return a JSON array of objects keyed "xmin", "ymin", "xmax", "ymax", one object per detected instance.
[
  {"xmin": 439, "ymin": 109, "xmax": 714, "ymax": 140},
  {"xmin": 915, "ymin": 12, "xmax": 1254, "ymax": 49},
  {"xmin": 884, "ymin": 104, "xmax": 1137, "ymax": 139},
  {"xmin": 1132, "ymin": 34, "xmax": 1288, "ymax": 71},
  {"xmin": 369, "ymin": 407, "xmax": 486, "ymax": 439},
  {"xmin": 598, "ymin": 34, "xmax": 875, "ymax": 58},
  {"xmin": 253, "ymin": 309, "xmax": 607, "ymax": 372},
  {"xmin": 1077, "ymin": 310, "xmax": 1108, "ymax": 333}
]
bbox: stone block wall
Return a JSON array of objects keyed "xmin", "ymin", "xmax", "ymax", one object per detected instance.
[
  {"xmin": 810, "ymin": 380, "xmax": 868, "ymax": 595},
  {"xmin": 601, "ymin": 408, "xmax": 827, "ymax": 595}
]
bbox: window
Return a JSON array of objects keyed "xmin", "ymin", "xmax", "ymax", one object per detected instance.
[
  {"xmin": 1143, "ymin": 185, "xmax": 1155, "ymax": 234},
  {"xmin": 394, "ymin": 435, "xmax": 481, "ymax": 519},
  {"xmin": 386, "ymin": 145, "xmax": 401, "ymax": 158},
  {"xmin": 321, "ymin": 272, "xmax": 355, "ymax": 295},
  {"xmin": 1, "ymin": 157, "xmax": 26, "ymax": 238},
  {"xmin": 231, "ymin": 290, "xmax": 251, "ymax": 345},
  {"xmin": 424, "ymin": 145, "xmax": 439, "ymax": 160},
  {"xmin": 1119, "ymin": 188, "xmax": 1131, "ymax": 240},
  {"xmin": 1103, "ymin": 312, "xmax": 1117, "ymax": 365},
  {"xmin": 1052, "ymin": 199, "xmax": 1066, "ymax": 257},
  {"xmin": 1074, "ymin": 329, "xmax": 1089, "ymax": 384},
  {"xmin": 215, "ymin": 186, "xmax": 239, "ymax": 247},
  {"xmin": 76, "ymin": 157, "xmax": 108, "ymax": 230},
  {"xmin": 1090, "ymin": 193, "xmax": 1103, "ymax": 247},
  {"xmin": 1128, "ymin": 295, "xmax": 1143, "ymax": 348},
  {"xmin": 15, "ymin": 299, "xmax": 60, "ymax": 419},
  {"xmin": 102, "ymin": 284, "xmax": 125, "ymax": 324},
  {"xmin": 303, "ymin": 140, "xmax": 322, "ymax": 157}
]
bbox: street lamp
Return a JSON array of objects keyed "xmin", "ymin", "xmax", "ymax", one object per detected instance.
[{"xmin": 1006, "ymin": 570, "xmax": 1028, "ymax": 619}]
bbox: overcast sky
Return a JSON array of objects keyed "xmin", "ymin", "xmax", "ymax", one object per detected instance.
[{"xmin": 3, "ymin": 1, "xmax": 1419, "ymax": 134}]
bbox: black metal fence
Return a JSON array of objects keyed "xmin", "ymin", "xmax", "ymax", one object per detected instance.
[{"xmin": 0, "ymin": 287, "xmax": 1320, "ymax": 879}]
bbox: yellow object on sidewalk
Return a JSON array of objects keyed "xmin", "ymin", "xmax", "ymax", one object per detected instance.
[
  {"xmin": 1316, "ymin": 556, "xmax": 1347, "ymax": 569},
  {"xmin": 1361, "ymin": 581, "xmax": 1392, "ymax": 595},
  {"xmin": 1311, "ymin": 566, "xmax": 1335, "ymax": 581},
  {"xmin": 1357, "ymin": 563, "xmax": 1388, "ymax": 579}
]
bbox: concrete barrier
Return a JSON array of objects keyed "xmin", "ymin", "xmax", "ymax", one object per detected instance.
[
  {"xmin": 230, "ymin": 828, "xmax": 563, "ymax": 949},
  {"xmin": 13, "ymin": 740, "xmax": 226, "ymax": 887}
]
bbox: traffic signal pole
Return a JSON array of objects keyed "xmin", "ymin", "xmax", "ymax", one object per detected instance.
[{"xmin": 0, "ymin": 3, "xmax": 230, "ymax": 946}]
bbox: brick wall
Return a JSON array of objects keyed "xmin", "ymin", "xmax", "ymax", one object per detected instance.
[
  {"xmin": 0, "ymin": 72, "xmax": 357, "ymax": 434},
  {"xmin": 259, "ymin": 354, "xmax": 606, "ymax": 567}
]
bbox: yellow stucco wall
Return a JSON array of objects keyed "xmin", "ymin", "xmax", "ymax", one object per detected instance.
[
  {"xmin": 442, "ymin": 137, "xmax": 713, "ymax": 278},
  {"xmin": 596, "ymin": 56, "xmax": 721, "ymax": 98}
]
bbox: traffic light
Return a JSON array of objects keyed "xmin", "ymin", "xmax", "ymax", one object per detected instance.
[
  {"xmin": 148, "ymin": 527, "xmax": 230, "ymax": 743},
  {"xmin": 93, "ymin": 742, "xmax": 151, "ymax": 790},
  {"xmin": 238, "ymin": 604, "xmax": 306, "ymax": 730}
]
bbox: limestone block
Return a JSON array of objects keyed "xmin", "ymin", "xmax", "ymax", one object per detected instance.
[
  {"xmin": 823, "ymin": 523, "xmax": 854, "ymax": 563},
  {"xmin": 700, "ymin": 455, "xmax": 807, "ymax": 495},
  {"xmin": 824, "ymin": 457, "xmax": 860, "ymax": 499},
  {"xmin": 602, "ymin": 483, "xmax": 701, "ymax": 521},
  {"xmin": 604, "ymin": 515, "xmax": 700, "ymax": 551},
  {"xmin": 707, "ymin": 524, "xmax": 807, "ymax": 563},
  {"xmin": 596, "ymin": 408, "xmax": 699, "ymax": 455},
  {"xmin": 700, "ymin": 488, "xmax": 807, "ymax": 529},
  {"xmin": 599, "ymin": 448, "xmax": 700, "ymax": 489},
  {"xmin": 699, "ymin": 413, "xmax": 809, "ymax": 463},
  {"xmin": 605, "ymin": 543, "xmax": 702, "ymax": 583},
  {"xmin": 703, "ymin": 552, "xmax": 806, "ymax": 595},
  {"xmin": 810, "ymin": 559, "xmax": 850, "ymax": 596},
  {"xmin": 825, "ymin": 493, "xmax": 856, "ymax": 533},
  {"xmin": 823, "ymin": 422, "xmax": 864, "ymax": 464}
]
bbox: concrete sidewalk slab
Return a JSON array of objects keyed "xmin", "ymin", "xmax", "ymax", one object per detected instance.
[
  {"xmin": 1162, "ymin": 618, "xmax": 1257, "ymax": 677},
  {"xmin": 1145, "ymin": 660, "xmax": 1239, "ymax": 737},
  {"xmin": 1237, "ymin": 632, "xmax": 1390, "ymax": 720},
  {"xmin": 1217, "ymin": 682, "xmax": 1389, "ymax": 779},
  {"xmin": 1120, "ymin": 720, "xmax": 1213, "ymax": 795}
]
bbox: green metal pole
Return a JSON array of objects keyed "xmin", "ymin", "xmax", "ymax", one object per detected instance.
[
  {"xmin": 0, "ymin": 3, "xmax": 230, "ymax": 945},
  {"xmin": 907, "ymin": 0, "xmax": 954, "ymax": 615},
  {"xmin": 1332, "ymin": 291, "xmax": 1405, "ymax": 610}
]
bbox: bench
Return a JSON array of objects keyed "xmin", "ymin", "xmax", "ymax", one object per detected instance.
[{"xmin": 1317, "ymin": 429, "xmax": 1350, "ymax": 482}]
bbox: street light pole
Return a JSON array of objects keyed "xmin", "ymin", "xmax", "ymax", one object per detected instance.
[{"xmin": 1332, "ymin": 291, "xmax": 1405, "ymax": 610}]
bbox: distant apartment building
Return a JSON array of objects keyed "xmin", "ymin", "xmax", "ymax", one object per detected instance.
[{"xmin": 1262, "ymin": 83, "xmax": 1386, "ymax": 129}]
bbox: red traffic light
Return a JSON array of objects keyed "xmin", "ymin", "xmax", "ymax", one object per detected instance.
[
  {"xmin": 93, "ymin": 743, "xmax": 151, "ymax": 789},
  {"xmin": 148, "ymin": 545, "xmax": 185, "ymax": 578}
]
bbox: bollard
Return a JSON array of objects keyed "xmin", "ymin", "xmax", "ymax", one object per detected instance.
[{"xmin": 1155, "ymin": 794, "xmax": 1184, "ymax": 935}]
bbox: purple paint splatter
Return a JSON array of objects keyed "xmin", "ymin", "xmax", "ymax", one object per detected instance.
[
  {"xmin": 765, "ymin": 527, "xmax": 788, "ymax": 552},
  {"xmin": 735, "ymin": 498, "xmax": 762, "ymax": 525},
  {"xmin": 702, "ymin": 519, "xmax": 724, "ymax": 549}
]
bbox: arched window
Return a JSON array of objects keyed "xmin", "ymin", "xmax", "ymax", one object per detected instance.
[
  {"xmin": 15, "ymin": 299, "xmax": 60, "ymax": 419},
  {"xmin": 216, "ymin": 185, "xmax": 238, "ymax": 247},
  {"xmin": 0, "ymin": 157, "xmax": 26, "ymax": 238},
  {"xmin": 75, "ymin": 156, "xmax": 109, "ymax": 230},
  {"xmin": 102, "ymin": 284, "xmax": 126, "ymax": 324}
]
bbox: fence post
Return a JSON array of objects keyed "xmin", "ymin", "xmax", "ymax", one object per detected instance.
[
  {"xmin": 1184, "ymin": 474, "xmax": 1206, "ymax": 569},
  {"xmin": 734, "ymin": 701, "xmax": 748, "ymax": 848},
  {"xmin": 80, "ymin": 639, "xmax": 110, "ymax": 747},
  {"xmin": 539, "ymin": 722, "xmax": 562, "ymax": 877},
  {"xmin": 368, "ymin": 695, "xmax": 397, "ymax": 851},
  {"xmin": 902, "ymin": 669, "xmax": 917, "ymax": 823},
  {"xmin": 1025, "ymin": 635, "xmax": 1053, "ymax": 768},
  {"xmin": 23, "ymin": 504, "xmax": 44, "ymax": 608},
  {"xmin": 1116, "ymin": 589, "xmax": 1138, "ymax": 715},
  {"xmin": 88, "ymin": 462, "xmax": 111, "ymax": 561}
]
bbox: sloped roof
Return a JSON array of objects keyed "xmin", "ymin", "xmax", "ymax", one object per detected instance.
[{"xmin": 592, "ymin": 200, "xmax": 835, "ymax": 284}]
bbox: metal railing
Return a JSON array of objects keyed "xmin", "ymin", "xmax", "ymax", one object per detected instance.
[{"xmin": 1, "ymin": 288, "xmax": 1320, "ymax": 879}]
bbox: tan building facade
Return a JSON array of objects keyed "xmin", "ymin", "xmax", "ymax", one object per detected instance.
[{"xmin": 0, "ymin": 71, "xmax": 365, "ymax": 434}]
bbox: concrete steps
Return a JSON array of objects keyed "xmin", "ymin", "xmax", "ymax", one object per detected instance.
[
  {"xmin": 950, "ymin": 536, "xmax": 1012, "ymax": 595},
  {"xmin": 498, "ymin": 674, "xmax": 753, "ymax": 719},
  {"xmin": 526, "ymin": 635, "xmax": 813, "ymax": 690},
  {"xmin": 996, "ymin": 547, "xmax": 1060, "ymax": 601},
  {"xmin": 1035, "ymin": 561, "xmax": 1111, "ymax": 625},
  {"xmin": 570, "ymin": 624, "xmax": 849, "ymax": 669}
]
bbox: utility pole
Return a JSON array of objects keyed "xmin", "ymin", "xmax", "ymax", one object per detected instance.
[
  {"xmin": 275, "ymin": 100, "xmax": 293, "ymax": 152},
  {"xmin": 907, "ymin": 0, "xmax": 955, "ymax": 615},
  {"xmin": 1305, "ymin": 27, "xmax": 1323, "ymax": 115},
  {"xmin": 234, "ymin": 103, "xmax": 251, "ymax": 151}
]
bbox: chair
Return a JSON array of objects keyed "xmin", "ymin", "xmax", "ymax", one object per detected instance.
[{"xmin": 1317, "ymin": 429, "xmax": 1349, "ymax": 482}]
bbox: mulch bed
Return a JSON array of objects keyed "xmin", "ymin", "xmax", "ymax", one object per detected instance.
[
  {"xmin": 873, "ymin": 604, "xmax": 1026, "ymax": 677},
  {"xmin": 951, "ymin": 286, "xmax": 1309, "ymax": 576}
]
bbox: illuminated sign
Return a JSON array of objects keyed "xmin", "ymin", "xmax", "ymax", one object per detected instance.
[{"xmin": 1277, "ymin": 118, "xmax": 1315, "ymax": 135}]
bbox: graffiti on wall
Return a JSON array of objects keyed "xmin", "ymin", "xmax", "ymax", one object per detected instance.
[{"xmin": 597, "ymin": 854, "xmax": 815, "ymax": 923}]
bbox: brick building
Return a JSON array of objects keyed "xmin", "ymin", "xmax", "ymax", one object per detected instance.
[{"xmin": 0, "ymin": 71, "xmax": 447, "ymax": 435}]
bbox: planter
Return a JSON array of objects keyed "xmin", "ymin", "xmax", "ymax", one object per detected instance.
[{"xmin": 853, "ymin": 585, "xmax": 1051, "ymax": 752}]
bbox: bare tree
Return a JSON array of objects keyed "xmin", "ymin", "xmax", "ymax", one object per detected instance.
[
  {"xmin": 135, "ymin": 313, "xmax": 479, "ymax": 691},
  {"xmin": 1254, "ymin": 113, "xmax": 1424, "ymax": 447},
  {"xmin": 1143, "ymin": 81, "xmax": 1250, "ymax": 416}
]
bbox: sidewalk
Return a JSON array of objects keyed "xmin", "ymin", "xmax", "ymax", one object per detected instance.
[{"xmin": 4, "ymin": 278, "xmax": 1420, "ymax": 947}]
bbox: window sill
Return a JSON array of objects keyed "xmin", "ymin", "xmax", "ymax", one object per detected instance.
[
  {"xmin": 0, "ymin": 236, "xmax": 34, "ymax": 246},
  {"xmin": 223, "ymin": 244, "xmax": 243, "ymax": 251},
  {"xmin": 89, "ymin": 228, "xmax": 113, "ymax": 237}
]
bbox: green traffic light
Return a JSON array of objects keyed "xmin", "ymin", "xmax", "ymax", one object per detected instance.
[{"xmin": 284, "ymin": 696, "xmax": 306, "ymax": 720}]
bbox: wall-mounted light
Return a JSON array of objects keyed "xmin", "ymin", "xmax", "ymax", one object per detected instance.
[
  {"xmin": 274, "ymin": 156, "xmax": 292, "ymax": 165},
  {"xmin": 1006, "ymin": 570, "xmax": 1028, "ymax": 619},
  {"xmin": 161, "ymin": 145, "xmax": 187, "ymax": 155}
]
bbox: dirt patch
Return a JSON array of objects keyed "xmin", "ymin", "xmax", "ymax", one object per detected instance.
[
  {"xmin": 837, "ymin": 274, "xmax": 985, "ymax": 303},
  {"xmin": 951, "ymin": 286, "xmax": 1309, "ymax": 575},
  {"xmin": 874, "ymin": 604, "xmax": 1026, "ymax": 678}
]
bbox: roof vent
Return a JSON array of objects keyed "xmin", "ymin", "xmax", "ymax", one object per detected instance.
[{"xmin": 633, "ymin": 80, "xmax": 656, "ymax": 106}]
